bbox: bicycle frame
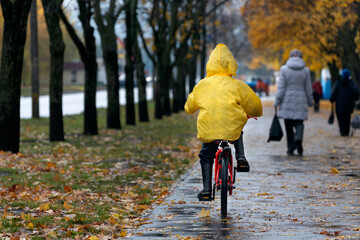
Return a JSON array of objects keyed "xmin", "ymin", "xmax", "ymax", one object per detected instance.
[{"xmin": 214, "ymin": 141, "xmax": 235, "ymax": 196}]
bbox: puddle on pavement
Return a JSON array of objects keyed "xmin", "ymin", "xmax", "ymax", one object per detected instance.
[
  {"xmin": 168, "ymin": 205, "xmax": 206, "ymax": 216},
  {"xmin": 185, "ymin": 178, "xmax": 201, "ymax": 183}
]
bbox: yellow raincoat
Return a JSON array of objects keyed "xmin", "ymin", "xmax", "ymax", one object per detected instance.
[{"xmin": 184, "ymin": 44, "xmax": 263, "ymax": 143}]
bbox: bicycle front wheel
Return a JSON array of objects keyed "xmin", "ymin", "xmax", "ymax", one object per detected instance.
[{"xmin": 221, "ymin": 156, "xmax": 229, "ymax": 219}]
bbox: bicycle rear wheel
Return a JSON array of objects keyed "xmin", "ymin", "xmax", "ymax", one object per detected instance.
[{"xmin": 221, "ymin": 156, "xmax": 229, "ymax": 219}]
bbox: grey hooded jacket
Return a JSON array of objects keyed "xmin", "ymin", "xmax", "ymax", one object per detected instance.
[{"xmin": 274, "ymin": 57, "xmax": 314, "ymax": 120}]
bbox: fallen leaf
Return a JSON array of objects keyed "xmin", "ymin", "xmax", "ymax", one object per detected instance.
[
  {"xmin": 64, "ymin": 185, "xmax": 72, "ymax": 193},
  {"xmin": 8, "ymin": 184, "xmax": 17, "ymax": 192},
  {"xmin": 109, "ymin": 216, "xmax": 117, "ymax": 225},
  {"xmin": 2, "ymin": 206, "xmax": 8, "ymax": 219},
  {"xmin": 47, "ymin": 162, "xmax": 56, "ymax": 168},
  {"xmin": 64, "ymin": 201, "xmax": 72, "ymax": 210},
  {"xmin": 331, "ymin": 167, "xmax": 339, "ymax": 174},
  {"xmin": 27, "ymin": 222, "xmax": 34, "ymax": 229},
  {"xmin": 198, "ymin": 208, "xmax": 210, "ymax": 218},
  {"xmin": 46, "ymin": 231, "xmax": 57, "ymax": 238},
  {"xmin": 39, "ymin": 203, "xmax": 50, "ymax": 211},
  {"xmin": 119, "ymin": 231, "xmax": 127, "ymax": 237},
  {"xmin": 257, "ymin": 192, "xmax": 270, "ymax": 196},
  {"xmin": 73, "ymin": 189, "xmax": 86, "ymax": 196}
]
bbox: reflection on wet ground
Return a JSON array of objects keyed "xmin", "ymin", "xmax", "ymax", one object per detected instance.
[{"xmin": 130, "ymin": 104, "xmax": 360, "ymax": 239}]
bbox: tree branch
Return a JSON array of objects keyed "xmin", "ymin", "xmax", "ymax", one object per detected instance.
[
  {"xmin": 93, "ymin": 0, "xmax": 105, "ymax": 33},
  {"xmin": 0, "ymin": 0, "xmax": 12, "ymax": 19},
  {"xmin": 205, "ymin": 0, "xmax": 229, "ymax": 19},
  {"xmin": 136, "ymin": 18, "xmax": 155, "ymax": 63},
  {"xmin": 115, "ymin": 0, "xmax": 131, "ymax": 18},
  {"xmin": 172, "ymin": 37, "xmax": 188, "ymax": 68},
  {"xmin": 109, "ymin": 0, "xmax": 116, "ymax": 17},
  {"xmin": 59, "ymin": 8, "xmax": 87, "ymax": 62}
]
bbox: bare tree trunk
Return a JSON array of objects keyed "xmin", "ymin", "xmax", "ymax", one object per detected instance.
[
  {"xmin": 103, "ymin": 35, "xmax": 121, "ymax": 129},
  {"xmin": 152, "ymin": 0, "xmax": 180, "ymax": 118},
  {"xmin": 133, "ymin": 12, "xmax": 150, "ymax": 121},
  {"xmin": 200, "ymin": 23, "xmax": 207, "ymax": 79},
  {"xmin": 328, "ymin": 60, "xmax": 340, "ymax": 86},
  {"xmin": 176, "ymin": 52, "xmax": 187, "ymax": 111},
  {"xmin": 212, "ymin": 0, "xmax": 217, "ymax": 46},
  {"xmin": 125, "ymin": 0, "xmax": 136, "ymax": 125},
  {"xmin": 338, "ymin": 22, "xmax": 360, "ymax": 88},
  {"xmin": 42, "ymin": 0, "xmax": 65, "ymax": 141},
  {"xmin": 171, "ymin": 73, "xmax": 179, "ymax": 113},
  {"xmin": 189, "ymin": 30, "xmax": 200, "ymax": 92},
  {"xmin": 81, "ymin": 3, "xmax": 98, "ymax": 135},
  {"xmin": 134, "ymin": 46, "xmax": 149, "ymax": 121},
  {"xmin": 310, "ymin": 71, "xmax": 315, "ymax": 83},
  {"xmin": 30, "ymin": 0, "xmax": 40, "ymax": 119},
  {"xmin": 60, "ymin": 6, "xmax": 98, "ymax": 135},
  {"xmin": 94, "ymin": 0, "xmax": 124, "ymax": 129},
  {"xmin": 134, "ymin": 33, "xmax": 149, "ymax": 121},
  {"xmin": 0, "ymin": 0, "xmax": 32, "ymax": 153}
]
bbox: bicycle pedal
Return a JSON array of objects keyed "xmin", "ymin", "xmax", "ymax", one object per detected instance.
[
  {"xmin": 199, "ymin": 196, "xmax": 213, "ymax": 201},
  {"xmin": 236, "ymin": 165, "xmax": 249, "ymax": 172},
  {"xmin": 198, "ymin": 191, "xmax": 214, "ymax": 201}
]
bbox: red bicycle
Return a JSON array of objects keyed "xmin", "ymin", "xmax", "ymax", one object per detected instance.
[{"xmin": 212, "ymin": 140, "xmax": 236, "ymax": 219}]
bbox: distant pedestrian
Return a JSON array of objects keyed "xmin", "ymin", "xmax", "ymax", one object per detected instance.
[
  {"xmin": 274, "ymin": 49, "xmax": 314, "ymax": 155},
  {"xmin": 256, "ymin": 78, "xmax": 264, "ymax": 96},
  {"xmin": 330, "ymin": 69, "xmax": 360, "ymax": 136},
  {"xmin": 312, "ymin": 80, "xmax": 323, "ymax": 112},
  {"xmin": 264, "ymin": 78, "xmax": 270, "ymax": 96}
]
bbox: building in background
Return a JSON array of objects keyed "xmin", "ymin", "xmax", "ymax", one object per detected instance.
[{"xmin": 63, "ymin": 62, "xmax": 85, "ymax": 86}]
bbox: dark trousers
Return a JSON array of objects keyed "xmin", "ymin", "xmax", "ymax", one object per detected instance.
[
  {"xmin": 284, "ymin": 119, "xmax": 304, "ymax": 152},
  {"xmin": 313, "ymin": 92, "xmax": 321, "ymax": 112},
  {"xmin": 199, "ymin": 141, "xmax": 218, "ymax": 165},
  {"xmin": 336, "ymin": 112, "xmax": 351, "ymax": 136},
  {"xmin": 198, "ymin": 134, "xmax": 244, "ymax": 165}
]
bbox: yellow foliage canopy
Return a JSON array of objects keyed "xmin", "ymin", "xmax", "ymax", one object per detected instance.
[{"xmin": 241, "ymin": 0, "xmax": 359, "ymax": 71}]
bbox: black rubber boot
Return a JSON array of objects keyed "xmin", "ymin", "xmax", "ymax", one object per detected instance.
[
  {"xmin": 197, "ymin": 163, "xmax": 213, "ymax": 201},
  {"xmin": 235, "ymin": 132, "xmax": 250, "ymax": 172}
]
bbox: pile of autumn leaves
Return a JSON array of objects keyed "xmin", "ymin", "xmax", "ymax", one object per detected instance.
[{"xmin": 0, "ymin": 112, "xmax": 200, "ymax": 239}]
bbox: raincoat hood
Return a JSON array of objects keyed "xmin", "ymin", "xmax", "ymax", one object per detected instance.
[
  {"xmin": 206, "ymin": 43, "xmax": 238, "ymax": 77},
  {"xmin": 184, "ymin": 43, "xmax": 262, "ymax": 143},
  {"xmin": 286, "ymin": 57, "xmax": 305, "ymax": 70},
  {"xmin": 340, "ymin": 68, "xmax": 351, "ymax": 85}
]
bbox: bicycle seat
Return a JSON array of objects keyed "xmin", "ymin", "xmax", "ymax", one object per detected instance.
[{"xmin": 213, "ymin": 140, "xmax": 235, "ymax": 145}]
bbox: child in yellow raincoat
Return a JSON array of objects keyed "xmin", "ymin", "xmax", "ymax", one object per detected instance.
[{"xmin": 185, "ymin": 43, "xmax": 263, "ymax": 201}]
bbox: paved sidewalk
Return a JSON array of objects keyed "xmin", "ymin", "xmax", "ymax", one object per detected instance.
[{"xmin": 129, "ymin": 100, "xmax": 360, "ymax": 239}]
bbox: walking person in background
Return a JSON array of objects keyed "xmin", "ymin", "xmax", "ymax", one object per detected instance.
[
  {"xmin": 330, "ymin": 69, "xmax": 360, "ymax": 136},
  {"xmin": 312, "ymin": 80, "xmax": 323, "ymax": 112},
  {"xmin": 256, "ymin": 77, "xmax": 264, "ymax": 97},
  {"xmin": 274, "ymin": 49, "xmax": 314, "ymax": 155}
]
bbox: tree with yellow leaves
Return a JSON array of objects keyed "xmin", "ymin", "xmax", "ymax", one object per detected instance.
[{"xmin": 242, "ymin": 0, "xmax": 360, "ymax": 86}]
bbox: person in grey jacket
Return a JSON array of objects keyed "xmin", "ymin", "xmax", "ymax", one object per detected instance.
[{"xmin": 274, "ymin": 49, "xmax": 314, "ymax": 155}]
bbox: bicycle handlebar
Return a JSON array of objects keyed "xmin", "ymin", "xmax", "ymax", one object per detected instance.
[{"xmin": 247, "ymin": 115, "xmax": 257, "ymax": 120}]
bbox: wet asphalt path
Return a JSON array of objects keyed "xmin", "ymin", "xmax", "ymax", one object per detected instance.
[{"xmin": 129, "ymin": 101, "xmax": 360, "ymax": 239}]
